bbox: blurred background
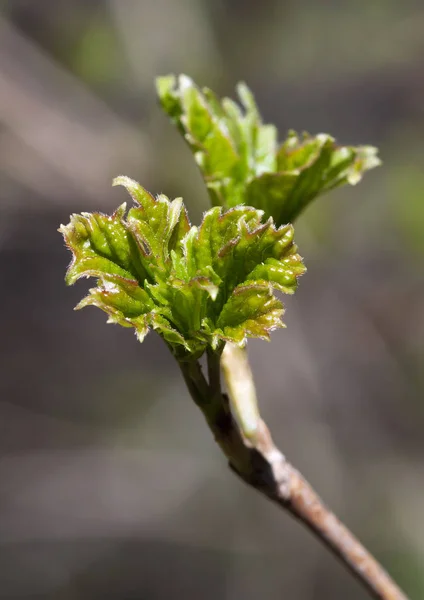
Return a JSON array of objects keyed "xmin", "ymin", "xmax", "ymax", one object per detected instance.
[{"xmin": 0, "ymin": 1, "xmax": 423, "ymax": 598}]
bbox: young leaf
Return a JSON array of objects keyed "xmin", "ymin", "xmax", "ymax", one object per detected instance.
[
  {"xmin": 60, "ymin": 177, "xmax": 305, "ymax": 356},
  {"xmin": 216, "ymin": 283, "xmax": 284, "ymax": 345},
  {"xmin": 156, "ymin": 75, "xmax": 380, "ymax": 225}
]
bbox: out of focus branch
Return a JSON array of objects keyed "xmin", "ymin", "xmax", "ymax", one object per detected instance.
[{"xmin": 0, "ymin": 16, "xmax": 148, "ymax": 206}]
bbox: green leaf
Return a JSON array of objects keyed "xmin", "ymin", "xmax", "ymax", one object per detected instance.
[
  {"xmin": 60, "ymin": 177, "xmax": 306, "ymax": 355},
  {"xmin": 157, "ymin": 74, "xmax": 380, "ymax": 225},
  {"xmin": 216, "ymin": 283, "xmax": 284, "ymax": 344},
  {"xmin": 60, "ymin": 204, "xmax": 145, "ymax": 285},
  {"xmin": 76, "ymin": 276, "xmax": 154, "ymax": 342}
]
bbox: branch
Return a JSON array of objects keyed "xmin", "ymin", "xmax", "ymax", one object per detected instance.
[{"xmin": 178, "ymin": 345, "xmax": 408, "ymax": 600}]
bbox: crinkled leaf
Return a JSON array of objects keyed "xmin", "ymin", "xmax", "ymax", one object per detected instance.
[
  {"xmin": 115, "ymin": 175, "xmax": 190, "ymax": 275},
  {"xmin": 157, "ymin": 74, "xmax": 380, "ymax": 225},
  {"xmin": 272, "ymin": 132, "xmax": 381, "ymax": 223},
  {"xmin": 76, "ymin": 276, "xmax": 154, "ymax": 342},
  {"xmin": 60, "ymin": 177, "xmax": 305, "ymax": 356},
  {"xmin": 216, "ymin": 283, "xmax": 284, "ymax": 344},
  {"xmin": 246, "ymin": 256, "xmax": 305, "ymax": 295},
  {"xmin": 60, "ymin": 204, "xmax": 146, "ymax": 284}
]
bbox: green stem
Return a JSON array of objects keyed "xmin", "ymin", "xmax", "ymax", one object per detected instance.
[
  {"xmin": 178, "ymin": 352, "xmax": 225, "ymax": 434},
  {"xmin": 206, "ymin": 345, "xmax": 223, "ymax": 401},
  {"xmin": 177, "ymin": 351, "xmax": 254, "ymax": 475},
  {"xmin": 178, "ymin": 358, "xmax": 209, "ymax": 409}
]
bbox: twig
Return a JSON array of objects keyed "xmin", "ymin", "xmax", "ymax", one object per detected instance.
[{"xmin": 178, "ymin": 345, "xmax": 409, "ymax": 600}]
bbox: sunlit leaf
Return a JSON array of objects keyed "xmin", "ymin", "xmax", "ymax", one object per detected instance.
[
  {"xmin": 216, "ymin": 283, "xmax": 285, "ymax": 344},
  {"xmin": 60, "ymin": 177, "xmax": 305, "ymax": 355},
  {"xmin": 157, "ymin": 74, "xmax": 380, "ymax": 224}
]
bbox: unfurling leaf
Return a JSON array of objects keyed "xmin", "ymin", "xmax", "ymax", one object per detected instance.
[
  {"xmin": 60, "ymin": 177, "xmax": 305, "ymax": 356},
  {"xmin": 156, "ymin": 74, "xmax": 380, "ymax": 225}
]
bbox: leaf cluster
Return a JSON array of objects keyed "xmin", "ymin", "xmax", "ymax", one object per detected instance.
[
  {"xmin": 157, "ymin": 74, "xmax": 380, "ymax": 225},
  {"xmin": 60, "ymin": 177, "xmax": 305, "ymax": 357},
  {"xmin": 61, "ymin": 74, "xmax": 379, "ymax": 356}
]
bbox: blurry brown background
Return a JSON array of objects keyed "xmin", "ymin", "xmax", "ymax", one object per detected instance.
[{"xmin": 0, "ymin": 1, "xmax": 423, "ymax": 598}]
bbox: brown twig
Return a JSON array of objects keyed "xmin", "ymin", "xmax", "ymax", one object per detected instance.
[{"xmin": 178, "ymin": 348, "xmax": 409, "ymax": 600}]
